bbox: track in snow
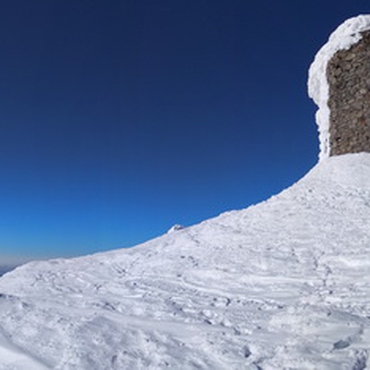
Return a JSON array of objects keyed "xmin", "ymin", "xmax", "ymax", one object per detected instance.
[{"xmin": 0, "ymin": 328, "xmax": 50, "ymax": 370}]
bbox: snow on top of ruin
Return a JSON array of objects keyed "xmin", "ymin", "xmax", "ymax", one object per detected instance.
[{"xmin": 308, "ymin": 15, "xmax": 370, "ymax": 161}]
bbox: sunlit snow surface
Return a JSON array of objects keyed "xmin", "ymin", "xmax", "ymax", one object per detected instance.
[
  {"xmin": 1, "ymin": 154, "xmax": 370, "ymax": 368},
  {"xmin": 308, "ymin": 14, "xmax": 370, "ymax": 160}
]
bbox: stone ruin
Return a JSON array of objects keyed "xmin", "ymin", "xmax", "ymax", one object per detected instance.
[
  {"xmin": 308, "ymin": 15, "xmax": 370, "ymax": 160},
  {"xmin": 327, "ymin": 30, "xmax": 370, "ymax": 156}
]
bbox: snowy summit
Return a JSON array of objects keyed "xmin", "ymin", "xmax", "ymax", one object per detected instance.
[
  {"xmin": 2, "ymin": 15, "xmax": 370, "ymax": 370},
  {"xmin": 2, "ymin": 154, "xmax": 370, "ymax": 369}
]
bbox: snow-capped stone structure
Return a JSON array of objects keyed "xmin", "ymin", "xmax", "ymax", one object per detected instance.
[
  {"xmin": 309, "ymin": 15, "xmax": 370, "ymax": 159},
  {"xmin": 328, "ymin": 30, "xmax": 370, "ymax": 156}
]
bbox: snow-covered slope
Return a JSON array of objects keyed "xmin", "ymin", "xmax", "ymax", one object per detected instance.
[{"xmin": 1, "ymin": 154, "xmax": 370, "ymax": 369}]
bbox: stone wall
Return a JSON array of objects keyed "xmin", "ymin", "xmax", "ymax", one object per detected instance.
[{"xmin": 327, "ymin": 30, "xmax": 370, "ymax": 156}]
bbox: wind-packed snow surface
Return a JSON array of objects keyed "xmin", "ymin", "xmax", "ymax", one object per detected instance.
[
  {"xmin": 308, "ymin": 14, "xmax": 370, "ymax": 160},
  {"xmin": 1, "ymin": 154, "xmax": 370, "ymax": 369}
]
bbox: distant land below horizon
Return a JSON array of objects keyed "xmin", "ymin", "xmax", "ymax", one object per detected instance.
[{"xmin": 0, "ymin": 265, "xmax": 17, "ymax": 277}]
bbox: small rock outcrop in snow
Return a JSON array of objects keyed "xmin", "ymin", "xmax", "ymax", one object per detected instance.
[
  {"xmin": 167, "ymin": 224, "xmax": 185, "ymax": 233},
  {"xmin": 308, "ymin": 14, "xmax": 370, "ymax": 160}
]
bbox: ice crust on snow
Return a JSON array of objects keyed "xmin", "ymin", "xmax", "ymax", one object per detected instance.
[
  {"xmin": 308, "ymin": 14, "xmax": 370, "ymax": 160},
  {"xmin": 2, "ymin": 154, "xmax": 370, "ymax": 368}
]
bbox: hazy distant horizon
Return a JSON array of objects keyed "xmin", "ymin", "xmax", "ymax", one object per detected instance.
[{"xmin": 0, "ymin": 265, "xmax": 17, "ymax": 277}]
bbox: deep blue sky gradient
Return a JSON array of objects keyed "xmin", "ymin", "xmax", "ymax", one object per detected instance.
[{"xmin": 1, "ymin": 1, "xmax": 369, "ymax": 262}]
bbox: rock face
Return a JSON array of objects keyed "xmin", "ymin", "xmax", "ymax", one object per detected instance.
[{"xmin": 327, "ymin": 30, "xmax": 370, "ymax": 156}]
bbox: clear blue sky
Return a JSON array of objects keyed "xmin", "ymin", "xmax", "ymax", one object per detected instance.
[{"xmin": 1, "ymin": 1, "xmax": 369, "ymax": 263}]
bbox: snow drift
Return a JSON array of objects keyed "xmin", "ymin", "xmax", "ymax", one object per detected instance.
[{"xmin": 1, "ymin": 154, "xmax": 370, "ymax": 369}]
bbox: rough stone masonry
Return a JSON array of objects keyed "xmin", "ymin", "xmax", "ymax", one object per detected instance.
[{"xmin": 327, "ymin": 30, "xmax": 370, "ymax": 156}]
